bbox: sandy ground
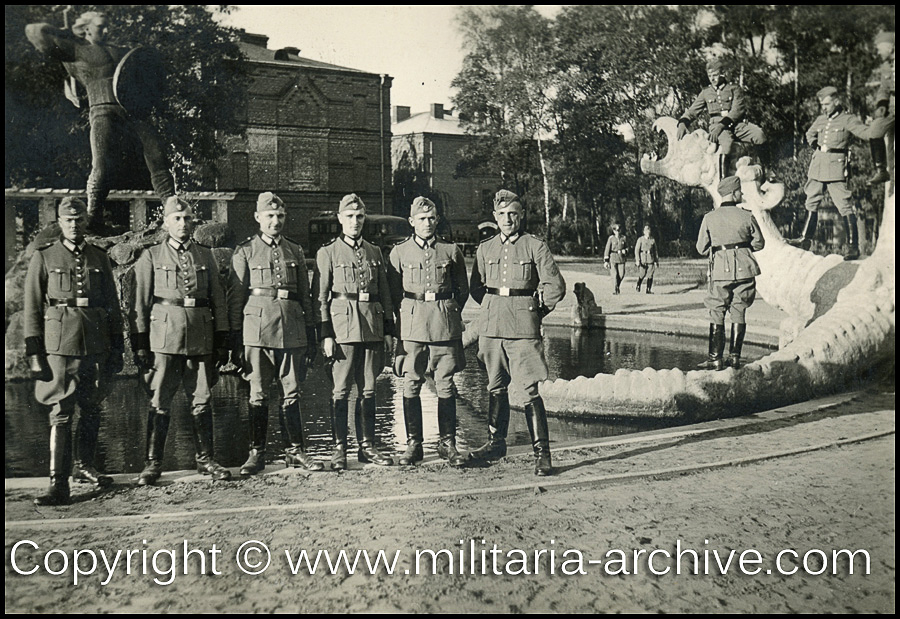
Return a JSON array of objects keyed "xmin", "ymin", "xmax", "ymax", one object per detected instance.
[{"xmin": 5, "ymin": 389, "xmax": 894, "ymax": 613}]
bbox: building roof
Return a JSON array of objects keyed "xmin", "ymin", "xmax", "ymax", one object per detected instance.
[
  {"xmin": 238, "ymin": 41, "xmax": 367, "ymax": 74},
  {"xmin": 392, "ymin": 111, "xmax": 469, "ymax": 136}
]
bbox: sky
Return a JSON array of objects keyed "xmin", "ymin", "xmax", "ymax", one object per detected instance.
[{"xmin": 219, "ymin": 5, "xmax": 561, "ymax": 117}]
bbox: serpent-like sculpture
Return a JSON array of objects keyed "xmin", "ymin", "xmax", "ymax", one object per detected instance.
[{"xmin": 537, "ymin": 117, "xmax": 895, "ymax": 419}]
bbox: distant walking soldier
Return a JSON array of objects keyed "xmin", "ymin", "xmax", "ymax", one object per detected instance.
[
  {"xmin": 634, "ymin": 225, "xmax": 659, "ymax": 294},
  {"xmin": 469, "ymin": 190, "xmax": 566, "ymax": 476},
  {"xmin": 317, "ymin": 194, "xmax": 396, "ymax": 470},
  {"xmin": 24, "ymin": 197, "xmax": 125, "ymax": 505},
  {"xmin": 696, "ymin": 176, "xmax": 765, "ymax": 371},
  {"xmin": 387, "ymin": 197, "xmax": 469, "ymax": 468},
  {"xmin": 130, "ymin": 196, "xmax": 232, "ymax": 485},
  {"xmin": 229, "ymin": 192, "xmax": 323, "ymax": 476},
  {"xmin": 789, "ymin": 86, "xmax": 871, "ymax": 260},
  {"xmin": 603, "ymin": 223, "xmax": 628, "ymax": 295}
]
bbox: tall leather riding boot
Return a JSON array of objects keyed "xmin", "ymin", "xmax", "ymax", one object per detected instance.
[
  {"xmin": 138, "ymin": 410, "xmax": 170, "ymax": 486},
  {"xmin": 868, "ymin": 139, "xmax": 891, "ymax": 185},
  {"xmin": 240, "ymin": 403, "xmax": 269, "ymax": 477},
  {"xmin": 192, "ymin": 409, "xmax": 233, "ymax": 481},
  {"xmin": 469, "ymin": 392, "xmax": 510, "ymax": 461},
  {"xmin": 398, "ymin": 397, "xmax": 424, "ymax": 465},
  {"xmin": 843, "ymin": 214, "xmax": 860, "ymax": 261},
  {"xmin": 697, "ymin": 324, "xmax": 715, "ymax": 369},
  {"xmin": 331, "ymin": 399, "xmax": 349, "ymax": 471},
  {"xmin": 353, "ymin": 399, "xmax": 364, "ymax": 451},
  {"xmin": 357, "ymin": 398, "xmax": 393, "ymax": 466},
  {"xmin": 697, "ymin": 323, "xmax": 725, "ymax": 370},
  {"xmin": 727, "ymin": 323, "xmax": 747, "ymax": 369},
  {"xmin": 646, "ymin": 278, "xmax": 653, "ymax": 294},
  {"xmin": 73, "ymin": 409, "xmax": 113, "ymax": 487},
  {"xmin": 524, "ymin": 398, "xmax": 553, "ymax": 476},
  {"xmin": 636, "ymin": 277, "xmax": 643, "ymax": 292},
  {"xmin": 788, "ymin": 211, "xmax": 817, "ymax": 250},
  {"xmin": 436, "ymin": 397, "xmax": 466, "ymax": 468},
  {"xmin": 35, "ymin": 423, "xmax": 73, "ymax": 506},
  {"xmin": 283, "ymin": 402, "xmax": 324, "ymax": 471}
]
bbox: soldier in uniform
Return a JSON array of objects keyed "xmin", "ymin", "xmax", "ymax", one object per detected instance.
[
  {"xmin": 468, "ymin": 190, "xmax": 566, "ymax": 476},
  {"xmin": 24, "ymin": 197, "xmax": 125, "ymax": 505},
  {"xmin": 677, "ymin": 57, "xmax": 768, "ymax": 179},
  {"xmin": 387, "ymin": 197, "xmax": 469, "ymax": 468},
  {"xmin": 696, "ymin": 176, "xmax": 765, "ymax": 371},
  {"xmin": 867, "ymin": 31, "xmax": 894, "ymax": 185},
  {"xmin": 603, "ymin": 223, "xmax": 628, "ymax": 295},
  {"xmin": 788, "ymin": 86, "xmax": 871, "ymax": 260},
  {"xmin": 129, "ymin": 196, "xmax": 232, "ymax": 485},
  {"xmin": 25, "ymin": 12, "xmax": 175, "ymax": 228},
  {"xmin": 634, "ymin": 225, "xmax": 659, "ymax": 294},
  {"xmin": 229, "ymin": 192, "xmax": 324, "ymax": 476},
  {"xmin": 316, "ymin": 194, "xmax": 396, "ymax": 470}
]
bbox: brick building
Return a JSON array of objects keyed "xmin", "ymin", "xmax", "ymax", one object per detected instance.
[
  {"xmin": 391, "ymin": 104, "xmax": 500, "ymax": 244},
  {"xmin": 216, "ymin": 32, "xmax": 393, "ymax": 244}
]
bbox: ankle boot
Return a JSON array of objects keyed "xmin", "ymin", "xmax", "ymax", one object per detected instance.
[
  {"xmin": 283, "ymin": 401, "xmax": 324, "ymax": 471},
  {"xmin": 398, "ymin": 397, "xmax": 424, "ymax": 465},
  {"xmin": 646, "ymin": 278, "xmax": 653, "ymax": 294},
  {"xmin": 138, "ymin": 410, "xmax": 170, "ymax": 486},
  {"xmin": 35, "ymin": 424, "xmax": 73, "ymax": 506},
  {"xmin": 240, "ymin": 403, "xmax": 268, "ymax": 476},
  {"xmin": 636, "ymin": 278, "xmax": 642, "ymax": 292},
  {"xmin": 192, "ymin": 409, "xmax": 232, "ymax": 481},
  {"xmin": 469, "ymin": 392, "xmax": 510, "ymax": 461},
  {"xmin": 868, "ymin": 139, "xmax": 891, "ymax": 185},
  {"xmin": 436, "ymin": 397, "xmax": 466, "ymax": 468},
  {"xmin": 357, "ymin": 398, "xmax": 393, "ymax": 466},
  {"xmin": 72, "ymin": 409, "xmax": 113, "ymax": 487},
  {"xmin": 697, "ymin": 324, "xmax": 725, "ymax": 370},
  {"xmin": 788, "ymin": 211, "xmax": 817, "ymax": 250},
  {"xmin": 727, "ymin": 323, "xmax": 747, "ymax": 369},
  {"xmin": 525, "ymin": 398, "xmax": 552, "ymax": 476},
  {"xmin": 331, "ymin": 399, "xmax": 349, "ymax": 471},
  {"xmin": 843, "ymin": 214, "xmax": 860, "ymax": 261}
]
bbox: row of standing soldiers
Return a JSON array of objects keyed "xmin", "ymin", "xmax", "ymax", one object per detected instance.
[{"xmin": 24, "ymin": 190, "xmax": 566, "ymax": 506}]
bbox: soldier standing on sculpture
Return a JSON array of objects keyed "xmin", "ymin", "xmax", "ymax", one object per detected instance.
[
  {"xmin": 603, "ymin": 223, "xmax": 628, "ymax": 295},
  {"xmin": 696, "ymin": 176, "xmax": 765, "ymax": 371},
  {"xmin": 789, "ymin": 86, "xmax": 871, "ymax": 261},
  {"xmin": 867, "ymin": 31, "xmax": 894, "ymax": 186},
  {"xmin": 469, "ymin": 190, "xmax": 566, "ymax": 476},
  {"xmin": 25, "ymin": 11, "xmax": 176, "ymax": 229},
  {"xmin": 387, "ymin": 197, "xmax": 469, "ymax": 468},
  {"xmin": 677, "ymin": 57, "xmax": 768, "ymax": 180},
  {"xmin": 24, "ymin": 198, "xmax": 125, "ymax": 505},
  {"xmin": 634, "ymin": 224, "xmax": 659, "ymax": 294},
  {"xmin": 129, "ymin": 197, "xmax": 232, "ymax": 485},
  {"xmin": 229, "ymin": 192, "xmax": 324, "ymax": 476},
  {"xmin": 317, "ymin": 194, "xmax": 396, "ymax": 470}
]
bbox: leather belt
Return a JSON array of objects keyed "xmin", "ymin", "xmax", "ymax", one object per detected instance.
[
  {"xmin": 404, "ymin": 291, "xmax": 453, "ymax": 301},
  {"xmin": 713, "ymin": 242, "xmax": 752, "ymax": 251},
  {"xmin": 485, "ymin": 287, "xmax": 536, "ymax": 297},
  {"xmin": 251, "ymin": 288, "xmax": 299, "ymax": 301},
  {"xmin": 154, "ymin": 296, "xmax": 209, "ymax": 307},
  {"xmin": 819, "ymin": 147, "xmax": 847, "ymax": 154},
  {"xmin": 332, "ymin": 291, "xmax": 381, "ymax": 302},
  {"xmin": 51, "ymin": 297, "xmax": 94, "ymax": 307}
]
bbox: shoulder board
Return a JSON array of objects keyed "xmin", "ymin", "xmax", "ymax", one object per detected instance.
[
  {"xmin": 37, "ymin": 240, "xmax": 57, "ymax": 251},
  {"xmin": 324, "ymin": 237, "xmax": 339, "ymax": 246},
  {"xmin": 86, "ymin": 242, "xmax": 108, "ymax": 252},
  {"xmin": 478, "ymin": 236, "xmax": 494, "ymax": 244},
  {"xmin": 194, "ymin": 241, "xmax": 212, "ymax": 249},
  {"xmin": 282, "ymin": 235, "xmax": 301, "ymax": 247},
  {"xmin": 237, "ymin": 236, "xmax": 254, "ymax": 247},
  {"xmin": 525, "ymin": 232, "xmax": 545, "ymax": 242},
  {"xmin": 435, "ymin": 235, "xmax": 453, "ymax": 244}
]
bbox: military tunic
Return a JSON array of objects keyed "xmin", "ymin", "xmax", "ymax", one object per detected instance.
[
  {"xmin": 130, "ymin": 238, "xmax": 228, "ymax": 413},
  {"xmin": 470, "ymin": 232, "xmax": 566, "ymax": 399},
  {"xmin": 317, "ymin": 236, "xmax": 394, "ymax": 400},
  {"xmin": 230, "ymin": 233, "xmax": 317, "ymax": 407},
  {"xmin": 634, "ymin": 236, "xmax": 659, "ymax": 280},
  {"xmin": 24, "ymin": 238, "xmax": 123, "ymax": 424},
  {"xmin": 696, "ymin": 203, "xmax": 765, "ymax": 324},
  {"xmin": 604, "ymin": 234, "xmax": 629, "ymax": 265},
  {"xmin": 682, "ymin": 82, "xmax": 766, "ymax": 154},
  {"xmin": 388, "ymin": 235, "xmax": 469, "ymax": 398},
  {"xmin": 804, "ymin": 109, "xmax": 870, "ymax": 216}
]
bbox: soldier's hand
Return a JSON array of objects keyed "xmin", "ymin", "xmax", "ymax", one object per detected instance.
[
  {"xmin": 322, "ymin": 337, "xmax": 336, "ymax": 361},
  {"xmin": 604, "ymin": 261, "xmax": 610, "ymax": 270},
  {"xmin": 215, "ymin": 347, "xmax": 229, "ymax": 368},
  {"xmin": 709, "ymin": 123, "xmax": 725, "ymax": 141},
  {"xmin": 305, "ymin": 326, "xmax": 318, "ymax": 364},
  {"xmin": 105, "ymin": 352, "xmax": 124, "ymax": 376},
  {"xmin": 676, "ymin": 119, "xmax": 689, "ymax": 140},
  {"xmin": 135, "ymin": 349, "xmax": 153, "ymax": 372},
  {"xmin": 383, "ymin": 335, "xmax": 395, "ymax": 356},
  {"xmin": 28, "ymin": 354, "xmax": 52, "ymax": 382}
]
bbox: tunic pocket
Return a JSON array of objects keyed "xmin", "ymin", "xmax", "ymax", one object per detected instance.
[
  {"xmin": 44, "ymin": 307, "xmax": 63, "ymax": 352},
  {"xmin": 406, "ymin": 263, "xmax": 423, "ymax": 285},
  {"xmin": 285, "ymin": 261, "xmax": 299, "ymax": 285},
  {"xmin": 517, "ymin": 260, "xmax": 533, "ymax": 281},
  {"xmin": 331, "ymin": 303, "xmax": 352, "ymax": 339},
  {"xmin": 243, "ymin": 305, "xmax": 264, "ymax": 344},
  {"xmin": 154, "ymin": 265, "xmax": 176, "ymax": 290},
  {"xmin": 194, "ymin": 265, "xmax": 209, "ymax": 292},
  {"xmin": 250, "ymin": 265, "xmax": 273, "ymax": 286},
  {"xmin": 334, "ymin": 263, "xmax": 355, "ymax": 284},
  {"xmin": 149, "ymin": 308, "xmax": 168, "ymax": 350},
  {"xmin": 50, "ymin": 268, "xmax": 71, "ymax": 294},
  {"xmin": 88, "ymin": 267, "xmax": 104, "ymax": 291},
  {"xmin": 486, "ymin": 259, "xmax": 500, "ymax": 280}
]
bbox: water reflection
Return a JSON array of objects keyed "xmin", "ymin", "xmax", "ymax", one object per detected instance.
[{"xmin": 5, "ymin": 327, "xmax": 773, "ymax": 477}]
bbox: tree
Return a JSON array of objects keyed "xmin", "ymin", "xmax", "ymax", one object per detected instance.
[{"xmin": 5, "ymin": 5, "xmax": 248, "ymax": 191}]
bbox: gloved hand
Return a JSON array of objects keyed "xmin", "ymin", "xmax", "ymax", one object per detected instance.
[
  {"xmin": 135, "ymin": 349, "xmax": 153, "ymax": 372},
  {"xmin": 604, "ymin": 261, "xmax": 610, "ymax": 270},
  {"xmin": 29, "ymin": 354, "xmax": 52, "ymax": 382},
  {"xmin": 538, "ymin": 305, "xmax": 551, "ymax": 319},
  {"xmin": 215, "ymin": 346, "xmax": 230, "ymax": 368},
  {"xmin": 676, "ymin": 119, "xmax": 690, "ymax": 140},
  {"xmin": 305, "ymin": 326, "xmax": 318, "ymax": 364}
]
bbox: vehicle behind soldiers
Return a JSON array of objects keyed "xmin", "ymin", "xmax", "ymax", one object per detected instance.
[
  {"xmin": 317, "ymin": 194, "xmax": 396, "ymax": 470},
  {"xmin": 229, "ymin": 192, "xmax": 324, "ymax": 476},
  {"xmin": 129, "ymin": 196, "xmax": 232, "ymax": 485},
  {"xmin": 387, "ymin": 196, "xmax": 469, "ymax": 468},
  {"xmin": 468, "ymin": 190, "xmax": 566, "ymax": 476},
  {"xmin": 24, "ymin": 198, "xmax": 125, "ymax": 505}
]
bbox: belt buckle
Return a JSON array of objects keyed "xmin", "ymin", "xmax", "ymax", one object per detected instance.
[
  {"xmin": 358, "ymin": 292, "xmax": 371, "ymax": 302},
  {"xmin": 75, "ymin": 297, "xmax": 89, "ymax": 307},
  {"xmin": 183, "ymin": 297, "xmax": 196, "ymax": 308},
  {"xmin": 424, "ymin": 291, "xmax": 436, "ymax": 301},
  {"xmin": 499, "ymin": 287, "xmax": 510, "ymax": 297},
  {"xmin": 276, "ymin": 289, "xmax": 290, "ymax": 300}
]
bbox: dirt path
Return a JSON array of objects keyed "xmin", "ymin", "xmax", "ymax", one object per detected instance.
[{"xmin": 5, "ymin": 392, "xmax": 894, "ymax": 612}]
